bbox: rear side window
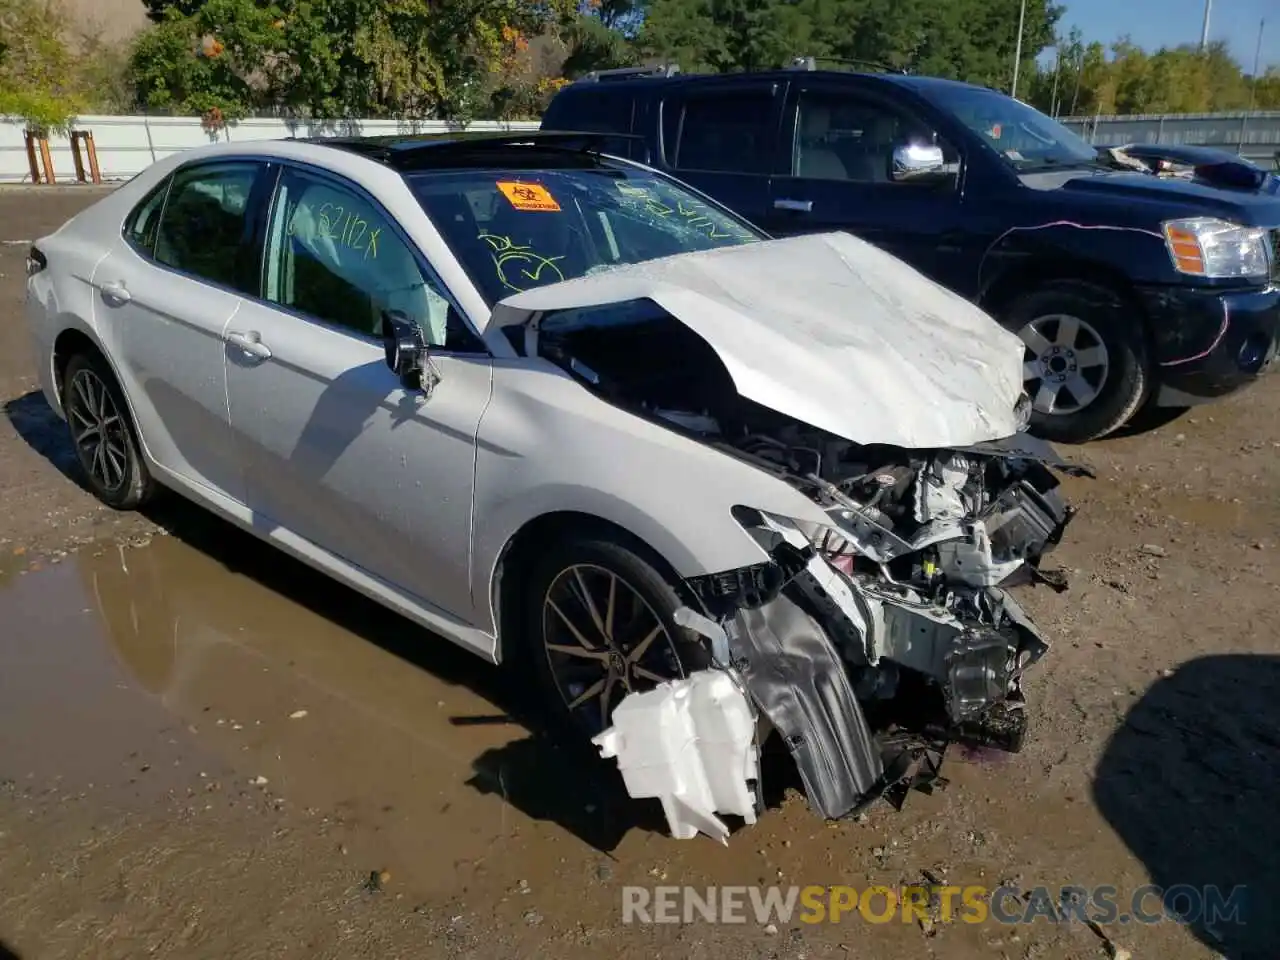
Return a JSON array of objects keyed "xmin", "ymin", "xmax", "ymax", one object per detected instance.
[
  {"xmin": 663, "ymin": 90, "xmax": 775, "ymax": 174},
  {"xmin": 153, "ymin": 162, "xmax": 262, "ymax": 291},
  {"xmin": 544, "ymin": 88, "xmax": 636, "ymax": 157},
  {"xmin": 123, "ymin": 181, "xmax": 169, "ymax": 255}
]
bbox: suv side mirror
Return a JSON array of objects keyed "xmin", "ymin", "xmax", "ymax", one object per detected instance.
[
  {"xmin": 890, "ymin": 141, "xmax": 950, "ymax": 184},
  {"xmin": 381, "ymin": 310, "xmax": 428, "ymax": 390}
]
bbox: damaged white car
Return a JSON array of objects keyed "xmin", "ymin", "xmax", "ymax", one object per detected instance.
[{"xmin": 25, "ymin": 134, "xmax": 1085, "ymax": 841}]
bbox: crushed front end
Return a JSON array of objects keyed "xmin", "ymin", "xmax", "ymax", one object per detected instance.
[{"xmin": 594, "ymin": 426, "xmax": 1087, "ymax": 839}]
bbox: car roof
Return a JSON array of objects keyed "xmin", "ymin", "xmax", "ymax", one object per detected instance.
[{"xmin": 558, "ymin": 67, "xmax": 991, "ymax": 96}]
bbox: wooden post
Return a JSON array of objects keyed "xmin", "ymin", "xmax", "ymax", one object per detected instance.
[
  {"xmin": 23, "ymin": 131, "xmax": 41, "ymax": 183},
  {"xmin": 37, "ymin": 135, "xmax": 55, "ymax": 184},
  {"xmin": 85, "ymin": 131, "xmax": 102, "ymax": 184},
  {"xmin": 70, "ymin": 133, "xmax": 86, "ymax": 182},
  {"xmin": 69, "ymin": 131, "xmax": 103, "ymax": 184},
  {"xmin": 22, "ymin": 131, "xmax": 56, "ymax": 184}
]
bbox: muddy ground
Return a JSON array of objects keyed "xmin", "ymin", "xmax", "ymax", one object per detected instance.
[{"xmin": 1, "ymin": 186, "xmax": 1277, "ymax": 960}]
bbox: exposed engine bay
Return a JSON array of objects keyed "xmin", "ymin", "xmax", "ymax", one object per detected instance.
[{"xmin": 526, "ymin": 297, "xmax": 1089, "ymax": 840}]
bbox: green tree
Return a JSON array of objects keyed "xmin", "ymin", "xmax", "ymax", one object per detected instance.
[
  {"xmin": 0, "ymin": 0, "xmax": 88, "ymax": 131},
  {"xmin": 129, "ymin": 0, "xmax": 285, "ymax": 120}
]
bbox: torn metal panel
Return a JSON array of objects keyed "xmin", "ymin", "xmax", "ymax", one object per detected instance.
[{"xmin": 725, "ymin": 592, "xmax": 883, "ymax": 820}]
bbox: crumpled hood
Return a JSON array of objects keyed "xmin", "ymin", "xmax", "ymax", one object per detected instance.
[{"xmin": 490, "ymin": 231, "xmax": 1026, "ymax": 448}]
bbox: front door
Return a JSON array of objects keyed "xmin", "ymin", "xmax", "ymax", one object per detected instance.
[
  {"xmin": 224, "ymin": 165, "xmax": 492, "ymax": 624},
  {"xmin": 765, "ymin": 83, "xmax": 974, "ymax": 291},
  {"xmin": 93, "ymin": 160, "xmax": 272, "ymax": 501}
]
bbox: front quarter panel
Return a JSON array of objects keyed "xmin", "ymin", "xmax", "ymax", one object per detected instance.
[{"xmin": 471, "ymin": 359, "xmax": 834, "ymax": 638}]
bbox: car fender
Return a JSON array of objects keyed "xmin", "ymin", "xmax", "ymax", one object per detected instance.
[{"xmin": 470, "ymin": 361, "xmax": 833, "ymax": 639}]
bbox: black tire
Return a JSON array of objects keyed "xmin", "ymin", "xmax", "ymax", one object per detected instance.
[
  {"xmin": 61, "ymin": 351, "xmax": 155, "ymax": 510},
  {"xmin": 1001, "ymin": 279, "xmax": 1150, "ymax": 444},
  {"xmin": 521, "ymin": 532, "xmax": 711, "ymax": 740}
]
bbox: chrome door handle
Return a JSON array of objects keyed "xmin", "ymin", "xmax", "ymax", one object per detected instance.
[
  {"xmin": 225, "ymin": 330, "xmax": 272, "ymax": 360},
  {"xmin": 100, "ymin": 280, "xmax": 131, "ymax": 303},
  {"xmin": 773, "ymin": 198, "xmax": 813, "ymax": 213}
]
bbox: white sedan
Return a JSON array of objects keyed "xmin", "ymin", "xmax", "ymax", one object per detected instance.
[{"xmin": 25, "ymin": 133, "xmax": 1084, "ymax": 839}]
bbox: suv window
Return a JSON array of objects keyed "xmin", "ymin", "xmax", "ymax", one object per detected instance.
[
  {"xmin": 546, "ymin": 88, "xmax": 637, "ymax": 158},
  {"xmin": 791, "ymin": 90, "xmax": 954, "ymax": 183},
  {"xmin": 154, "ymin": 162, "xmax": 260, "ymax": 289},
  {"xmin": 663, "ymin": 89, "xmax": 774, "ymax": 174},
  {"xmin": 264, "ymin": 167, "xmax": 466, "ymax": 348}
]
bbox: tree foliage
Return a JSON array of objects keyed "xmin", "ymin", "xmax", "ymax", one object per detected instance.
[
  {"xmin": 0, "ymin": 0, "xmax": 91, "ymax": 131},
  {"xmin": 8, "ymin": 0, "xmax": 1278, "ymax": 127},
  {"xmin": 1026, "ymin": 35, "xmax": 1279, "ymax": 117}
]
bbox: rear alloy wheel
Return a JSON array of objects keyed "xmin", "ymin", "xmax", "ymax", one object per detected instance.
[
  {"xmin": 1003, "ymin": 280, "xmax": 1149, "ymax": 444},
  {"xmin": 526, "ymin": 537, "xmax": 710, "ymax": 738},
  {"xmin": 62, "ymin": 352, "xmax": 154, "ymax": 510}
]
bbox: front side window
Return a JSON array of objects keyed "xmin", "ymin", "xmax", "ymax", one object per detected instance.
[
  {"xmin": 409, "ymin": 164, "xmax": 764, "ymax": 306},
  {"xmin": 791, "ymin": 90, "xmax": 955, "ymax": 183},
  {"xmin": 663, "ymin": 90, "xmax": 775, "ymax": 173},
  {"xmin": 263, "ymin": 168, "xmax": 463, "ymax": 347},
  {"xmin": 918, "ymin": 85, "xmax": 1098, "ymax": 171},
  {"xmin": 154, "ymin": 162, "xmax": 260, "ymax": 290}
]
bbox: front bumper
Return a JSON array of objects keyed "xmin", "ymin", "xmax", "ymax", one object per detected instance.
[
  {"xmin": 1135, "ymin": 283, "xmax": 1280, "ymax": 406},
  {"xmin": 593, "ymin": 463, "xmax": 1072, "ymax": 841}
]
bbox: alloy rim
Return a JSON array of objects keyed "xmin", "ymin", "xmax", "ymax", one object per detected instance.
[
  {"xmin": 67, "ymin": 368, "xmax": 128, "ymax": 493},
  {"xmin": 541, "ymin": 563, "xmax": 687, "ymax": 732},
  {"xmin": 1017, "ymin": 313, "xmax": 1111, "ymax": 416}
]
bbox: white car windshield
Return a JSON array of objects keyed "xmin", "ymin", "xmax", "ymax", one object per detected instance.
[{"xmin": 408, "ymin": 165, "xmax": 764, "ymax": 304}]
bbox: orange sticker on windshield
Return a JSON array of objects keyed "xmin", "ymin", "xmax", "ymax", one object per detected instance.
[{"xmin": 496, "ymin": 181, "xmax": 561, "ymax": 212}]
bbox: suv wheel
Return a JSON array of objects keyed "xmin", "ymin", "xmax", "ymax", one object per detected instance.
[
  {"xmin": 1002, "ymin": 280, "xmax": 1149, "ymax": 443},
  {"xmin": 523, "ymin": 534, "xmax": 710, "ymax": 739}
]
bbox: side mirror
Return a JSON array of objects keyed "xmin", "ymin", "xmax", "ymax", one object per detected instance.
[
  {"xmin": 890, "ymin": 141, "xmax": 950, "ymax": 184},
  {"xmin": 381, "ymin": 310, "xmax": 428, "ymax": 390}
]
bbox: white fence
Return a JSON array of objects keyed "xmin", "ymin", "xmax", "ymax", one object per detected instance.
[{"xmin": 0, "ymin": 114, "xmax": 543, "ymax": 184}]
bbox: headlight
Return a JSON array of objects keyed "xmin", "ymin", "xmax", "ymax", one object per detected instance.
[
  {"xmin": 1162, "ymin": 217, "xmax": 1271, "ymax": 279},
  {"xmin": 1014, "ymin": 392, "xmax": 1032, "ymax": 432}
]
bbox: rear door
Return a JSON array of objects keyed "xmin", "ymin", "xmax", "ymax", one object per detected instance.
[
  {"xmin": 765, "ymin": 80, "xmax": 973, "ymax": 290},
  {"xmin": 92, "ymin": 160, "xmax": 275, "ymax": 502},
  {"xmin": 656, "ymin": 80, "xmax": 784, "ymax": 229}
]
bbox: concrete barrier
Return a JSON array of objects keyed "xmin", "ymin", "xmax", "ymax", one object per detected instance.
[{"xmin": 0, "ymin": 115, "xmax": 542, "ymax": 184}]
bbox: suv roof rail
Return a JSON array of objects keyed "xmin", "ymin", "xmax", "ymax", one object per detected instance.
[
  {"xmin": 787, "ymin": 55, "xmax": 907, "ymax": 75},
  {"xmin": 581, "ymin": 63, "xmax": 681, "ymax": 83}
]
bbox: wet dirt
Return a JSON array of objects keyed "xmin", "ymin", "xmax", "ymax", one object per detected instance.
[{"xmin": 3, "ymin": 189, "xmax": 1279, "ymax": 960}]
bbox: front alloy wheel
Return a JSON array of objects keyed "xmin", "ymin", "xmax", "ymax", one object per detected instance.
[
  {"xmin": 1018, "ymin": 313, "xmax": 1110, "ymax": 417},
  {"xmin": 542, "ymin": 563, "xmax": 687, "ymax": 733},
  {"xmin": 1001, "ymin": 280, "xmax": 1149, "ymax": 444},
  {"xmin": 524, "ymin": 535, "xmax": 711, "ymax": 739}
]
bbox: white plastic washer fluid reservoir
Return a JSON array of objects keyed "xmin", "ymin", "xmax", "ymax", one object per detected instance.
[{"xmin": 592, "ymin": 670, "xmax": 758, "ymax": 843}]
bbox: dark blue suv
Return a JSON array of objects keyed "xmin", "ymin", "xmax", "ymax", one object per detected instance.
[{"xmin": 542, "ymin": 64, "xmax": 1280, "ymax": 442}]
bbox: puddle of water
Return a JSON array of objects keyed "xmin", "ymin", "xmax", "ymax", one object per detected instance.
[{"xmin": 0, "ymin": 520, "xmax": 652, "ymax": 896}]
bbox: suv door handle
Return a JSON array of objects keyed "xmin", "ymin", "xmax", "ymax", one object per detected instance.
[
  {"xmin": 225, "ymin": 330, "xmax": 272, "ymax": 360},
  {"xmin": 100, "ymin": 280, "xmax": 131, "ymax": 303},
  {"xmin": 773, "ymin": 198, "xmax": 813, "ymax": 213}
]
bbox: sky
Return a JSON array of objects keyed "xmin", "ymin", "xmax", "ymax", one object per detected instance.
[{"xmin": 1055, "ymin": 0, "xmax": 1276, "ymax": 70}]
